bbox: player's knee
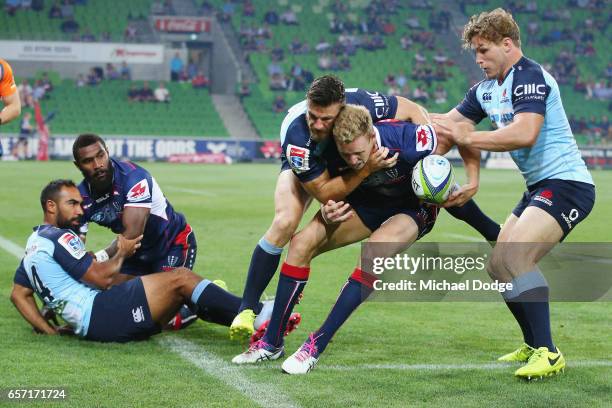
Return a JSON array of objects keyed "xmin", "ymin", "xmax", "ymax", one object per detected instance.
[
  {"xmin": 270, "ymin": 213, "xmax": 300, "ymax": 243},
  {"xmin": 287, "ymin": 231, "xmax": 316, "ymax": 264}
]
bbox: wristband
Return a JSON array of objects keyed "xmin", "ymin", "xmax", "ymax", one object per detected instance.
[{"xmin": 94, "ymin": 249, "xmax": 109, "ymax": 262}]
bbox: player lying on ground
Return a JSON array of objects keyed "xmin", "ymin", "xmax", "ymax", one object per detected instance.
[
  {"xmin": 10, "ymin": 180, "xmax": 298, "ymax": 342},
  {"xmin": 232, "ymin": 105, "xmax": 492, "ymax": 372},
  {"xmin": 231, "ymin": 75, "xmax": 500, "ymax": 341},
  {"xmin": 73, "ymin": 133, "xmax": 205, "ymax": 330},
  {"xmin": 431, "ymin": 8, "xmax": 595, "ymax": 379}
]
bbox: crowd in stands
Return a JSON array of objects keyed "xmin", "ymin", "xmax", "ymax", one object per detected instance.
[
  {"xmin": 127, "ymin": 81, "xmax": 171, "ymax": 103},
  {"xmin": 18, "ymin": 73, "xmax": 54, "ymax": 108},
  {"xmin": 169, "ymin": 53, "xmax": 210, "ymax": 89},
  {"xmin": 569, "ymin": 114, "xmax": 611, "ymax": 144},
  {"xmin": 4, "ymin": 0, "xmax": 147, "ymax": 42}
]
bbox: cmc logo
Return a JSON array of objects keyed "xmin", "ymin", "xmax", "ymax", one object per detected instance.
[
  {"xmin": 482, "ymin": 92, "xmax": 492, "ymax": 102},
  {"xmin": 514, "ymin": 83, "xmax": 546, "ymax": 97}
]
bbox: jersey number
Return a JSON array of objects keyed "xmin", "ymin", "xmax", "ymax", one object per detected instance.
[{"xmin": 31, "ymin": 266, "xmax": 55, "ymax": 303}]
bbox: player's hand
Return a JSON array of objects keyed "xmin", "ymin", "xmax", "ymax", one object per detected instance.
[
  {"xmin": 442, "ymin": 183, "xmax": 478, "ymax": 208},
  {"xmin": 116, "ymin": 234, "xmax": 143, "ymax": 258},
  {"xmin": 320, "ymin": 200, "xmax": 354, "ymax": 224},
  {"xmin": 431, "ymin": 115, "xmax": 471, "ymax": 146},
  {"xmin": 365, "ymin": 146, "xmax": 399, "ymax": 174}
]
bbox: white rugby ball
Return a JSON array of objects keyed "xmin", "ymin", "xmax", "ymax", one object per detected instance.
[{"xmin": 411, "ymin": 155, "xmax": 457, "ymax": 204}]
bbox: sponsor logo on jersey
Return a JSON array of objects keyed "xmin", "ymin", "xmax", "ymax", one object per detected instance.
[
  {"xmin": 127, "ymin": 179, "xmax": 151, "ymax": 202},
  {"xmin": 482, "ymin": 92, "xmax": 492, "ymax": 102},
  {"xmin": 500, "ymin": 88, "xmax": 510, "ymax": 103},
  {"xmin": 514, "ymin": 83, "xmax": 546, "ymax": 97},
  {"xmin": 58, "ymin": 232, "xmax": 86, "ymax": 259},
  {"xmin": 287, "ymin": 144, "xmax": 310, "ymax": 173},
  {"xmin": 365, "ymin": 90, "xmax": 389, "ymax": 118},
  {"xmin": 534, "ymin": 189, "xmax": 553, "ymax": 206},
  {"xmin": 132, "ymin": 306, "xmax": 145, "ymax": 323},
  {"xmin": 95, "ymin": 193, "xmax": 110, "ymax": 203},
  {"xmin": 415, "ymin": 125, "xmax": 434, "ymax": 152}
]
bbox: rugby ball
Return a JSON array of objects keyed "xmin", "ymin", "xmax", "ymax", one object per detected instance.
[{"xmin": 411, "ymin": 155, "xmax": 457, "ymax": 204}]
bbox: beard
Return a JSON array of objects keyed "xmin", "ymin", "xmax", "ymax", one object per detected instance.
[{"xmin": 57, "ymin": 214, "xmax": 81, "ymax": 232}]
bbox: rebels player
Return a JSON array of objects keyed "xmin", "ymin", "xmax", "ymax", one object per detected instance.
[
  {"xmin": 432, "ymin": 8, "xmax": 595, "ymax": 379},
  {"xmin": 10, "ymin": 180, "xmax": 277, "ymax": 342},
  {"xmin": 73, "ymin": 134, "xmax": 229, "ymax": 329},
  {"xmin": 232, "ymin": 104, "xmax": 479, "ymax": 370},
  {"xmin": 231, "ymin": 76, "xmax": 500, "ymax": 340},
  {"xmin": 0, "ymin": 58, "xmax": 22, "ymax": 156}
]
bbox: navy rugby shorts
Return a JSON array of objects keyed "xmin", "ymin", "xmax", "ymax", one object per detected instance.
[
  {"xmin": 512, "ymin": 179, "xmax": 595, "ymax": 241},
  {"xmin": 351, "ymin": 202, "xmax": 439, "ymax": 239},
  {"xmin": 86, "ymin": 278, "xmax": 160, "ymax": 342}
]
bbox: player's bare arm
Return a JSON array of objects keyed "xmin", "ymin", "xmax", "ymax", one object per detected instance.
[
  {"xmin": 394, "ymin": 96, "xmax": 430, "ymax": 124},
  {"xmin": 10, "ymin": 284, "xmax": 58, "ymax": 335},
  {"xmin": 302, "ymin": 146, "xmax": 398, "ymax": 203},
  {"xmin": 81, "ymin": 234, "xmax": 142, "ymax": 289},
  {"xmin": 0, "ymin": 91, "xmax": 21, "ymax": 125},
  {"xmin": 435, "ymin": 112, "xmax": 544, "ymax": 152}
]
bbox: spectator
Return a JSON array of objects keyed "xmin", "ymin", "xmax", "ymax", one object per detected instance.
[
  {"xmin": 154, "ymin": 82, "xmax": 171, "ymax": 103},
  {"xmin": 40, "ymin": 72, "xmax": 54, "ymax": 94},
  {"xmin": 48, "ymin": 0, "xmax": 61, "ymax": 18},
  {"xmin": 267, "ymin": 61, "xmax": 283, "ymax": 77},
  {"xmin": 434, "ymin": 85, "xmax": 447, "ymax": 104},
  {"xmin": 169, "ymin": 52, "xmax": 183, "ymax": 81},
  {"xmin": 120, "ymin": 62, "xmax": 131, "ymax": 80},
  {"xmin": 187, "ymin": 59, "xmax": 198, "ymax": 79},
  {"xmin": 101, "ymin": 31, "xmax": 112, "ymax": 42},
  {"xmin": 60, "ymin": 16, "xmax": 79, "ymax": 33},
  {"xmin": 315, "ymin": 38, "xmax": 331, "ymax": 53},
  {"xmin": 124, "ymin": 23, "xmax": 138, "ymax": 42},
  {"xmin": 60, "ymin": 0, "xmax": 74, "ymax": 18},
  {"xmin": 81, "ymin": 27, "xmax": 96, "ymax": 42},
  {"xmin": 405, "ymin": 16, "xmax": 421, "ymax": 29},
  {"xmin": 18, "ymin": 80, "xmax": 33, "ymax": 108},
  {"xmin": 76, "ymin": 74, "xmax": 86, "ymax": 88},
  {"xmin": 237, "ymin": 79, "xmax": 251, "ymax": 100},
  {"xmin": 106, "ymin": 63, "xmax": 121, "ymax": 80},
  {"xmin": 86, "ymin": 68, "xmax": 101, "ymax": 86},
  {"xmin": 264, "ymin": 10, "xmax": 279, "ymax": 25},
  {"xmin": 269, "ymin": 73, "xmax": 287, "ymax": 91},
  {"xmin": 412, "ymin": 85, "xmax": 429, "ymax": 103},
  {"xmin": 242, "ymin": 0, "xmax": 254, "ymax": 17},
  {"xmin": 400, "ymin": 34, "xmax": 413, "ymax": 50},
  {"xmin": 139, "ymin": 82, "xmax": 154, "ymax": 102},
  {"xmin": 280, "ymin": 9, "xmax": 298, "ymax": 25},
  {"xmin": 272, "ymin": 94, "xmax": 286, "ymax": 113},
  {"xmin": 191, "ymin": 71, "xmax": 209, "ymax": 89},
  {"xmin": 127, "ymin": 84, "xmax": 140, "ymax": 102},
  {"xmin": 318, "ymin": 53, "xmax": 331, "ymax": 70}
]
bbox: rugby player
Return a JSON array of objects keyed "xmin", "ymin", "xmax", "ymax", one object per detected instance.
[
  {"xmin": 232, "ymin": 104, "xmax": 481, "ymax": 370},
  {"xmin": 72, "ymin": 134, "xmax": 209, "ymax": 329},
  {"xmin": 10, "ymin": 180, "xmax": 278, "ymax": 341},
  {"xmin": 431, "ymin": 8, "xmax": 595, "ymax": 379},
  {"xmin": 231, "ymin": 76, "xmax": 500, "ymax": 340},
  {"xmin": 0, "ymin": 58, "xmax": 22, "ymax": 157}
]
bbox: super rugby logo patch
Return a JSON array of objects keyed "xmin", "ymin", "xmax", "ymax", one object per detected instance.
[
  {"xmin": 58, "ymin": 232, "xmax": 86, "ymax": 259},
  {"xmin": 127, "ymin": 179, "xmax": 151, "ymax": 202},
  {"xmin": 287, "ymin": 144, "xmax": 310, "ymax": 174}
]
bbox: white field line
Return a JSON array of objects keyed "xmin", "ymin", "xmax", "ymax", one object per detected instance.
[
  {"xmin": 164, "ymin": 186, "xmax": 218, "ymax": 197},
  {"xmin": 158, "ymin": 337, "xmax": 300, "ymax": 408},
  {"xmin": 0, "ymin": 235, "xmax": 298, "ymax": 408},
  {"xmin": 239, "ymin": 360, "xmax": 612, "ymax": 371}
]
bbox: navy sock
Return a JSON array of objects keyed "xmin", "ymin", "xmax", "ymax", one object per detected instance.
[
  {"xmin": 517, "ymin": 287, "xmax": 555, "ymax": 351},
  {"xmin": 262, "ymin": 263, "xmax": 309, "ymax": 347},
  {"xmin": 191, "ymin": 280, "xmax": 262, "ymax": 327},
  {"xmin": 445, "ymin": 199, "xmax": 500, "ymax": 241},
  {"xmin": 239, "ymin": 238, "xmax": 283, "ymax": 312},
  {"xmin": 503, "ymin": 301, "xmax": 534, "ymax": 346},
  {"xmin": 313, "ymin": 269, "xmax": 375, "ymax": 356}
]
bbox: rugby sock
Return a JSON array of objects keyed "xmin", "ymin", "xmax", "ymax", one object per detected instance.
[
  {"xmin": 312, "ymin": 268, "xmax": 375, "ymax": 356},
  {"xmin": 502, "ymin": 297, "xmax": 533, "ymax": 346},
  {"xmin": 504, "ymin": 269, "xmax": 555, "ymax": 351},
  {"xmin": 445, "ymin": 200, "xmax": 500, "ymax": 241},
  {"xmin": 262, "ymin": 262, "xmax": 309, "ymax": 347},
  {"xmin": 191, "ymin": 280, "xmax": 263, "ymax": 326},
  {"xmin": 239, "ymin": 238, "xmax": 283, "ymax": 312}
]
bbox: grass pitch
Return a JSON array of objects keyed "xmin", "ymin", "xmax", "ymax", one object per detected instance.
[{"xmin": 0, "ymin": 162, "xmax": 610, "ymax": 407}]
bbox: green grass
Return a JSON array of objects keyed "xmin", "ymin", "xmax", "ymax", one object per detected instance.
[{"xmin": 0, "ymin": 162, "xmax": 610, "ymax": 407}]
